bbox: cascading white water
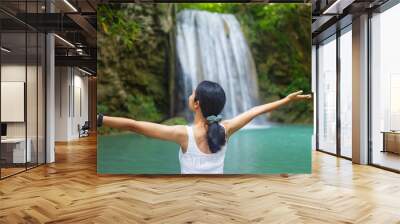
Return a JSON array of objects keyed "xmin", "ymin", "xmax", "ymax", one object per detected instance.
[{"xmin": 176, "ymin": 10, "xmax": 265, "ymax": 124}]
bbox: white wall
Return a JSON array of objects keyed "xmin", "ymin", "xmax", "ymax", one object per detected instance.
[
  {"xmin": 1, "ymin": 65, "xmax": 26, "ymax": 139},
  {"xmin": 1, "ymin": 63, "xmax": 46, "ymax": 164},
  {"xmin": 55, "ymin": 66, "xmax": 69, "ymax": 141},
  {"xmin": 0, "ymin": 65, "xmax": 42, "ymax": 138},
  {"xmin": 72, "ymin": 72, "xmax": 89, "ymax": 138},
  {"xmin": 54, "ymin": 67, "xmax": 89, "ymax": 141}
]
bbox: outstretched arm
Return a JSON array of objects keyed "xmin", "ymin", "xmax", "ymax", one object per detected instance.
[
  {"xmin": 222, "ymin": 91, "xmax": 311, "ymax": 137},
  {"xmin": 102, "ymin": 116, "xmax": 186, "ymax": 145}
]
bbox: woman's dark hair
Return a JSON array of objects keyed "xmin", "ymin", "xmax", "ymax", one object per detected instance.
[{"xmin": 194, "ymin": 81, "xmax": 227, "ymax": 153}]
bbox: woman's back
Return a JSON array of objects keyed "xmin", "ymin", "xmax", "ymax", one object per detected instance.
[{"xmin": 179, "ymin": 125, "xmax": 227, "ymax": 174}]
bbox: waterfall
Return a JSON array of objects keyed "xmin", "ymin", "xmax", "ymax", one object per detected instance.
[{"xmin": 176, "ymin": 10, "xmax": 265, "ymax": 124}]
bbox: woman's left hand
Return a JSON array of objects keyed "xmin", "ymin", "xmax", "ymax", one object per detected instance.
[{"xmin": 285, "ymin": 90, "xmax": 312, "ymax": 102}]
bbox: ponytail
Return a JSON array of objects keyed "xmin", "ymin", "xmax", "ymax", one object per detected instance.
[
  {"xmin": 206, "ymin": 121, "xmax": 226, "ymax": 153},
  {"xmin": 195, "ymin": 81, "xmax": 227, "ymax": 153}
]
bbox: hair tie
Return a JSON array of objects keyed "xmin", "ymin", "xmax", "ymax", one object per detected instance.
[{"xmin": 206, "ymin": 115, "xmax": 222, "ymax": 124}]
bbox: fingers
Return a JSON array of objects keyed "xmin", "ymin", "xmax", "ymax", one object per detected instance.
[
  {"xmin": 297, "ymin": 94, "xmax": 312, "ymax": 99},
  {"xmin": 292, "ymin": 90, "xmax": 303, "ymax": 95}
]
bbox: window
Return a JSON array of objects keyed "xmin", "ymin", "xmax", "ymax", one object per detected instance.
[
  {"xmin": 370, "ymin": 3, "xmax": 400, "ymax": 171},
  {"xmin": 317, "ymin": 35, "xmax": 337, "ymax": 154},
  {"xmin": 339, "ymin": 27, "xmax": 352, "ymax": 158},
  {"xmin": 0, "ymin": 2, "xmax": 46, "ymax": 179}
]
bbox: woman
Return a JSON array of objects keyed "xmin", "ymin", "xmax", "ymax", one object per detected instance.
[{"xmin": 98, "ymin": 80, "xmax": 311, "ymax": 174}]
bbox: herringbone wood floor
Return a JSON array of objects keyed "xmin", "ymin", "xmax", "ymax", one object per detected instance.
[{"xmin": 1, "ymin": 135, "xmax": 400, "ymax": 224}]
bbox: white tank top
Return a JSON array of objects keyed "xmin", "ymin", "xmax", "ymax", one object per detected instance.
[{"xmin": 179, "ymin": 125, "xmax": 227, "ymax": 174}]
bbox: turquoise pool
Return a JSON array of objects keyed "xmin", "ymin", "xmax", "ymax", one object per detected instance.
[{"xmin": 97, "ymin": 124, "xmax": 312, "ymax": 174}]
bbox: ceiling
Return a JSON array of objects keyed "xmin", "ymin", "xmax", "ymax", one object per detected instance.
[
  {"xmin": 0, "ymin": 0, "xmax": 100, "ymax": 74},
  {"xmin": 311, "ymin": 0, "xmax": 390, "ymax": 43}
]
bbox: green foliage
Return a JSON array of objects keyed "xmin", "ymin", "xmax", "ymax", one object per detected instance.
[
  {"xmin": 161, "ymin": 117, "xmax": 189, "ymax": 125},
  {"xmin": 97, "ymin": 4, "xmax": 171, "ymax": 135},
  {"xmin": 255, "ymin": 4, "xmax": 312, "ymax": 124},
  {"xmin": 97, "ymin": 4, "xmax": 140, "ymax": 50},
  {"xmin": 177, "ymin": 3, "xmax": 238, "ymax": 13},
  {"xmin": 238, "ymin": 4, "xmax": 312, "ymax": 124}
]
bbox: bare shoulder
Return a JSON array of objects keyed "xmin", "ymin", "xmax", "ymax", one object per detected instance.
[
  {"xmin": 170, "ymin": 125, "xmax": 188, "ymax": 144},
  {"xmin": 172, "ymin": 125, "xmax": 187, "ymax": 135}
]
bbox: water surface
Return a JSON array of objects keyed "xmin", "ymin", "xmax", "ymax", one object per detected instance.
[{"xmin": 97, "ymin": 124, "xmax": 312, "ymax": 174}]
